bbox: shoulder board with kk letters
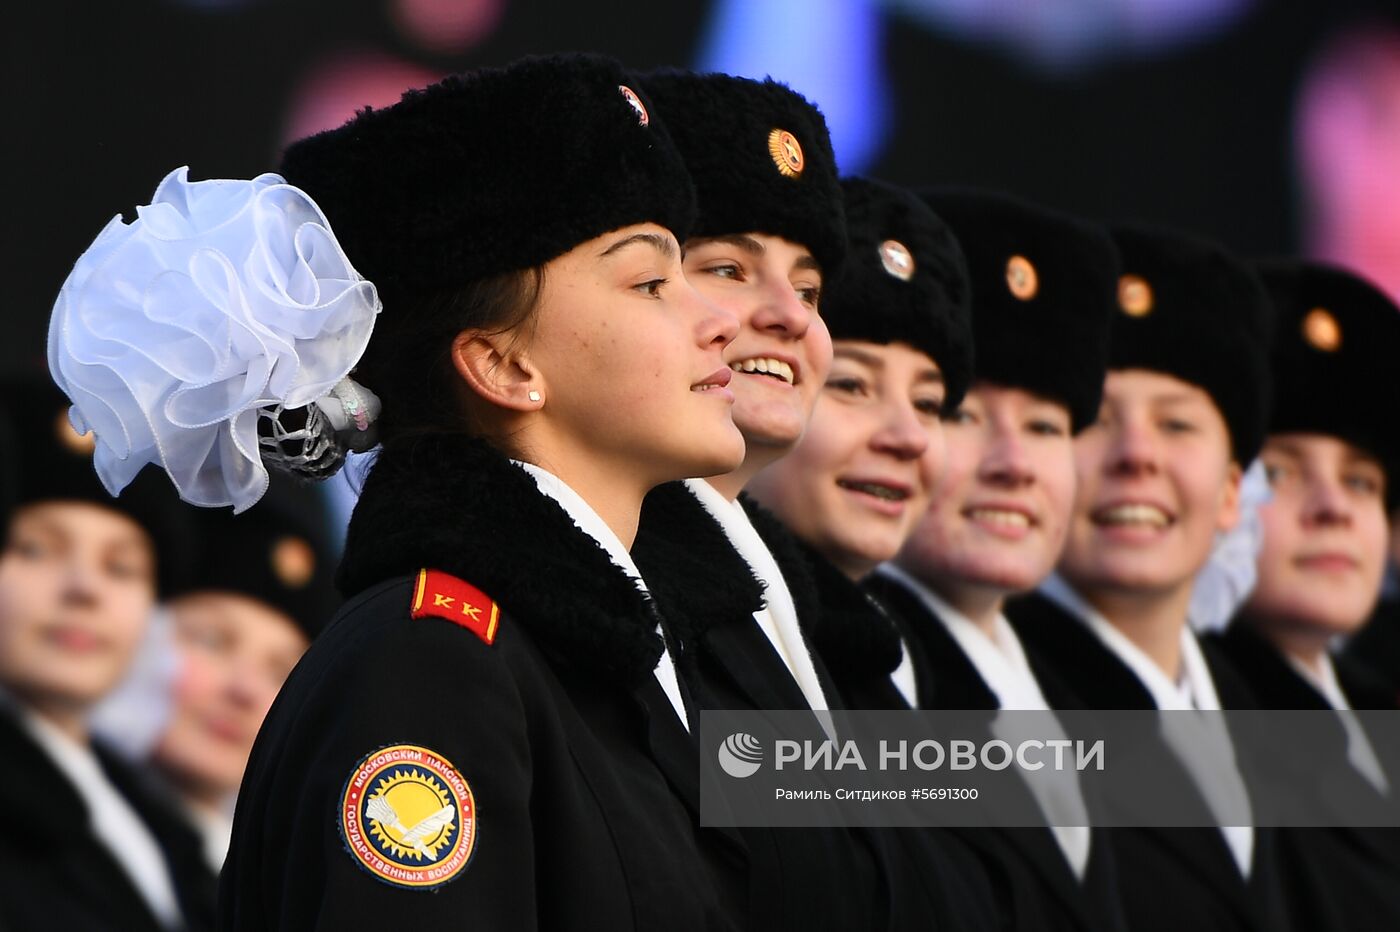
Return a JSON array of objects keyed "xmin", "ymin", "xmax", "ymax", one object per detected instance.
[{"xmin": 410, "ymin": 569, "xmax": 500, "ymax": 645}]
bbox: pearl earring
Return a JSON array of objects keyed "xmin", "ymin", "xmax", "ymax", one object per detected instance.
[{"xmin": 528, "ymin": 390, "xmax": 541, "ymax": 402}]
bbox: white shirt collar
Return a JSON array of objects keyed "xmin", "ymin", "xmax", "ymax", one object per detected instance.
[
  {"xmin": 686, "ymin": 479, "xmax": 831, "ymax": 721},
  {"xmin": 514, "ymin": 461, "xmax": 689, "ymax": 731},
  {"xmin": 878, "ymin": 564, "xmax": 1051, "ymax": 711},
  {"xmin": 1038, "ymin": 575, "xmax": 1255, "ymax": 877},
  {"xmin": 1039, "ymin": 574, "xmax": 1221, "ymax": 711},
  {"xmin": 1285, "ymin": 653, "xmax": 1392, "ymax": 795}
]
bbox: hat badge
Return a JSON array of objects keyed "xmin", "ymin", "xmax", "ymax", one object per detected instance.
[
  {"xmin": 1302, "ymin": 307, "xmax": 1342, "ymax": 352},
  {"xmin": 878, "ymin": 240, "xmax": 915, "ymax": 281},
  {"xmin": 767, "ymin": 128, "xmax": 805, "ymax": 178},
  {"xmin": 617, "ymin": 85, "xmax": 649, "ymax": 127},
  {"xmin": 1118, "ymin": 274, "xmax": 1154, "ymax": 317},
  {"xmin": 1005, "ymin": 255, "xmax": 1039, "ymax": 301},
  {"xmin": 271, "ymin": 535, "xmax": 316, "ymax": 589}
]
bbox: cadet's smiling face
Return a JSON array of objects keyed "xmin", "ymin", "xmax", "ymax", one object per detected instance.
[
  {"xmin": 155, "ymin": 592, "xmax": 309, "ymax": 796},
  {"xmin": 897, "ymin": 385, "xmax": 1076, "ymax": 596},
  {"xmin": 683, "ymin": 234, "xmax": 833, "ymax": 455},
  {"xmin": 523, "ymin": 222, "xmax": 746, "ymax": 486},
  {"xmin": 747, "ymin": 340, "xmax": 946, "ymax": 579},
  {"xmin": 0, "ymin": 502, "xmax": 156, "ymax": 715},
  {"xmin": 1058, "ymin": 369, "xmax": 1241, "ymax": 597},
  {"xmin": 1246, "ymin": 434, "xmax": 1389, "ymax": 636}
]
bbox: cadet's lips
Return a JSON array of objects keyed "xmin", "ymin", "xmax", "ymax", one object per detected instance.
[{"xmin": 692, "ymin": 366, "xmax": 733, "ymax": 391}]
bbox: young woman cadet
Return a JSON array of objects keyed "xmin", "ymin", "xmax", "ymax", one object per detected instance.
[
  {"xmin": 863, "ymin": 188, "xmax": 1128, "ymax": 932},
  {"xmin": 0, "ymin": 378, "xmax": 216, "ymax": 932},
  {"xmin": 48, "ymin": 54, "xmax": 752, "ymax": 930},
  {"xmin": 1212, "ymin": 260, "xmax": 1400, "ymax": 932},
  {"xmin": 1006, "ymin": 225, "xmax": 1293, "ymax": 932}
]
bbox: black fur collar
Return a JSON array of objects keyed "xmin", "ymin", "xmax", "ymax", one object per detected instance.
[
  {"xmin": 338, "ymin": 435, "xmax": 666, "ymax": 686},
  {"xmin": 632, "ymin": 481, "xmax": 767, "ymax": 653},
  {"xmin": 791, "ymin": 540, "xmax": 904, "ymax": 684}
]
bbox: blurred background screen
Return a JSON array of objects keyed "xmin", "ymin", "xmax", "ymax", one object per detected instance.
[{"xmin": 7, "ymin": 0, "xmax": 1399, "ymax": 376}]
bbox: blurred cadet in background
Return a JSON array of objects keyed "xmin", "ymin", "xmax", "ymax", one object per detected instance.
[
  {"xmin": 95, "ymin": 477, "xmax": 336, "ymax": 874},
  {"xmin": 0, "ymin": 378, "xmax": 215, "ymax": 932},
  {"xmin": 866, "ymin": 189, "xmax": 1125, "ymax": 932},
  {"xmin": 1006, "ymin": 226, "xmax": 1291, "ymax": 932},
  {"xmin": 1213, "ymin": 260, "xmax": 1400, "ymax": 932}
]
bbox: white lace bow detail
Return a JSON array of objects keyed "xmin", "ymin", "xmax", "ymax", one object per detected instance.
[{"xmin": 48, "ymin": 167, "xmax": 381, "ymax": 512}]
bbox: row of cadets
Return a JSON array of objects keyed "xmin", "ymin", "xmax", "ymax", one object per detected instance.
[
  {"xmin": 625, "ymin": 73, "xmax": 986, "ymax": 930},
  {"xmin": 1210, "ymin": 260, "xmax": 1400, "ymax": 931},
  {"xmin": 92, "ymin": 480, "xmax": 335, "ymax": 874},
  {"xmin": 730, "ymin": 175, "xmax": 1005, "ymax": 931},
  {"xmin": 851, "ymin": 189, "xmax": 1131, "ymax": 932},
  {"xmin": 50, "ymin": 55, "xmax": 754, "ymax": 930},
  {"xmin": 1004, "ymin": 225, "xmax": 1293, "ymax": 932},
  {"xmin": 0, "ymin": 378, "xmax": 217, "ymax": 931}
]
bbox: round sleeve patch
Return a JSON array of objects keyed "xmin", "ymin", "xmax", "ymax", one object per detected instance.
[{"xmin": 340, "ymin": 744, "xmax": 477, "ymax": 889}]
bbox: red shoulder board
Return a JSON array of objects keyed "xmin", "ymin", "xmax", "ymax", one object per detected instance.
[{"xmin": 410, "ymin": 569, "xmax": 501, "ymax": 645}]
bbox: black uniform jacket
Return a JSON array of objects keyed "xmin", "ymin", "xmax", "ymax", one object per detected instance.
[
  {"xmin": 633, "ymin": 485, "xmax": 998, "ymax": 932},
  {"xmin": 219, "ymin": 437, "xmax": 745, "ymax": 931},
  {"xmin": 864, "ymin": 572, "xmax": 1128, "ymax": 932},
  {"xmin": 1344, "ymin": 595, "xmax": 1400, "ymax": 703},
  {"xmin": 0, "ymin": 706, "xmax": 216, "ymax": 932},
  {"xmin": 1212, "ymin": 621, "xmax": 1400, "ymax": 932},
  {"xmin": 1006, "ymin": 592, "xmax": 1294, "ymax": 932}
]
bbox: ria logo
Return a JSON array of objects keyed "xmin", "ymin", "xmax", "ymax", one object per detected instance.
[{"xmin": 718, "ymin": 733, "xmax": 764, "ymax": 778}]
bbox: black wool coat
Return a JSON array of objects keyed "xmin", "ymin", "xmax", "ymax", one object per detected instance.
[
  {"xmin": 1212, "ymin": 621, "xmax": 1400, "ymax": 932},
  {"xmin": 864, "ymin": 572, "xmax": 1128, "ymax": 932},
  {"xmin": 1006, "ymin": 592, "xmax": 1295, "ymax": 932},
  {"xmin": 0, "ymin": 708, "xmax": 216, "ymax": 932},
  {"xmin": 1342, "ymin": 596, "xmax": 1400, "ymax": 704},
  {"xmin": 634, "ymin": 484, "xmax": 1003, "ymax": 932},
  {"xmin": 218, "ymin": 437, "xmax": 747, "ymax": 931}
]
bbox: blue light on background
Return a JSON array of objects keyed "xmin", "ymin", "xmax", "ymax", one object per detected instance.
[{"xmin": 695, "ymin": 0, "xmax": 893, "ymax": 175}]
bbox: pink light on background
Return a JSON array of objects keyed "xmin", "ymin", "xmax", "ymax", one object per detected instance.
[
  {"xmin": 281, "ymin": 52, "xmax": 442, "ymax": 144},
  {"xmin": 1297, "ymin": 25, "xmax": 1400, "ymax": 301},
  {"xmin": 391, "ymin": 0, "xmax": 504, "ymax": 55}
]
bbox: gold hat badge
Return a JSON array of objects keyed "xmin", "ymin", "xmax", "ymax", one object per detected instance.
[
  {"xmin": 617, "ymin": 85, "xmax": 649, "ymax": 127},
  {"xmin": 768, "ymin": 128, "xmax": 805, "ymax": 178},
  {"xmin": 1118, "ymin": 275, "xmax": 1154, "ymax": 317},
  {"xmin": 1006, "ymin": 255, "xmax": 1038, "ymax": 301},
  {"xmin": 271, "ymin": 535, "xmax": 316, "ymax": 589},
  {"xmin": 1302, "ymin": 307, "xmax": 1342, "ymax": 352},
  {"xmin": 879, "ymin": 240, "xmax": 915, "ymax": 281}
]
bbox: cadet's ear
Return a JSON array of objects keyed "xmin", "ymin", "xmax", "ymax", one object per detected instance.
[
  {"xmin": 450, "ymin": 330, "xmax": 545, "ymax": 412},
  {"xmin": 1216, "ymin": 460, "xmax": 1243, "ymax": 533}
]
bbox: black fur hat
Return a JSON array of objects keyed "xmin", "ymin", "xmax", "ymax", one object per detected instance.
[
  {"xmin": 2, "ymin": 377, "xmax": 189, "ymax": 597},
  {"xmin": 1254, "ymin": 259, "xmax": 1400, "ymax": 503},
  {"xmin": 165, "ymin": 476, "xmax": 339, "ymax": 640},
  {"xmin": 822, "ymin": 177, "xmax": 973, "ymax": 409},
  {"xmin": 280, "ymin": 54, "xmax": 696, "ymax": 303},
  {"xmin": 920, "ymin": 188, "xmax": 1117, "ymax": 432},
  {"xmin": 1107, "ymin": 224, "xmax": 1273, "ymax": 464},
  {"xmin": 638, "ymin": 70, "xmax": 847, "ymax": 276}
]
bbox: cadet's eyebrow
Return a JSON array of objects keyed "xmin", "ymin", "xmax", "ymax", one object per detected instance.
[
  {"xmin": 833, "ymin": 346, "xmax": 943, "ymax": 383},
  {"xmin": 600, "ymin": 232, "xmax": 677, "ymax": 260},
  {"xmin": 690, "ymin": 234, "xmax": 766, "ymax": 256}
]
